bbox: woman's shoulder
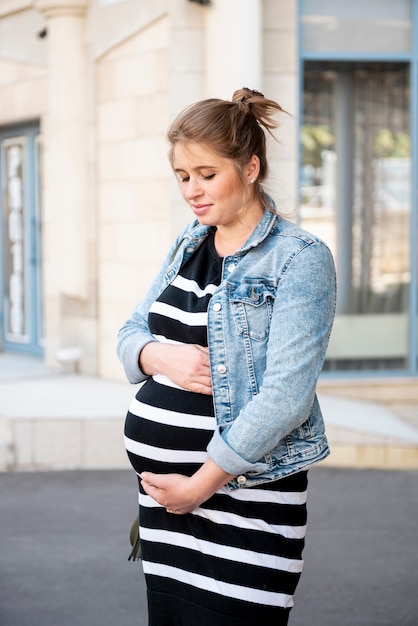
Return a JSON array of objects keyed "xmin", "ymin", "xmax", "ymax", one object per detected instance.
[
  {"xmin": 267, "ymin": 216, "xmax": 336, "ymax": 277},
  {"xmin": 264, "ymin": 196, "xmax": 329, "ymax": 249},
  {"xmin": 274, "ymin": 215, "xmax": 330, "ymax": 250}
]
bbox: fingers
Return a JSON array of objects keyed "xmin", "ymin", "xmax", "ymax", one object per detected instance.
[
  {"xmin": 140, "ymin": 473, "xmax": 193, "ymax": 514},
  {"xmin": 186, "ymin": 345, "xmax": 212, "ymax": 391},
  {"xmin": 140, "ymin": 471, "xmax": 158, "ymax": 488},
  {"xmin": 195, "ymin": 345, "xmax": 209, "ymax": 355},
  {"xmin": 166, "ymin": 344, "xmax": 212, "ymax": 393},
  {"xmin": 140, "ymin": 342, "xmax": 213, "ymax": 394}
]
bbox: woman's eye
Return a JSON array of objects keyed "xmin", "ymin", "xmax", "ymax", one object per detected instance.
[{"xmin": 177, "ymin": 173, "xmax": 214, "ymax": 182}]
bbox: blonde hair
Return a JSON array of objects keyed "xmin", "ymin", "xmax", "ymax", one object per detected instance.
[{"xmin": 167, "ymin": 87, "xmax": 288, "ymax": 211}]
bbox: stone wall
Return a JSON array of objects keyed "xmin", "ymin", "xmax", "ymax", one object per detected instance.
[{"xmin": 0, "ymin": 0, "xmax": 299, "ymax": 381}]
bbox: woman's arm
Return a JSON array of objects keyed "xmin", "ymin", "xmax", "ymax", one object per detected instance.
[
  {"xmin": 140, "ymin": 457, "xmax": 234, "ymax": 514},
  {"xmin": 116, "ymin": 222, "xmax": 196, "ymax": 383},
  {"xmin": 207, "ymin": 240, "xmax": 337, "ymax": 474}
]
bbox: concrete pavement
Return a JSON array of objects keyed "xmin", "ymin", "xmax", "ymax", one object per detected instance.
[
  {"xmin": 1, "ymin": 467, "xmax": 417, "ymax": 626},
  {"xmin": 1, "ymin": 354, "xmax": 418, "ymax": 625}
]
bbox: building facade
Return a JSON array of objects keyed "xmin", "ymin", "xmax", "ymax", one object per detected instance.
[{"xmin": 0, "ymin": 0, "xmax": 417, "ymax": 390}]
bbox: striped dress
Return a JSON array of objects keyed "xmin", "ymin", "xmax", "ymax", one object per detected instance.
[{"xmin": 124, "ymin": 232, "xmax": 308, "ymax": 626}]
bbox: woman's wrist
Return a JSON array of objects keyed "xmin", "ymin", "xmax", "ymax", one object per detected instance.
[
  {"xmin": 138, "ymin": 341, "xmax": 160, "ymax": 375},
  {"xmin": 189, "ymin": 458, "xmax": 235, "ymax": 505}
]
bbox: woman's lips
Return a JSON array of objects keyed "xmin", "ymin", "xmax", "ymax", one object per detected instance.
[{"xmin": 192, "ymin": 204, "xmax": 211, "ymax": 215}]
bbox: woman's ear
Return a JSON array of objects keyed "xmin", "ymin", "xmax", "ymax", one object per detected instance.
[{"xmin": 246, "ymin": 154, "xmax": 260, "ymax": 184}]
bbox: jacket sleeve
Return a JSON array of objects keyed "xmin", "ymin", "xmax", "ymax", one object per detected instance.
[
  {"xmin": 207, "ymin": 240, "xmax": 337, "ymax": 475},
  {"xmin": 116, "ymin": 225, "xmax": 193, "ymax": 384}
]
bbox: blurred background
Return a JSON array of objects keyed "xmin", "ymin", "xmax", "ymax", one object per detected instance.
[{"xmin": 0, "ymin": 0, "xmax": 418, "ymax": 472}]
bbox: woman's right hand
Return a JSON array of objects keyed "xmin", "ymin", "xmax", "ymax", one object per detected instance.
[{"xmin": 139, "ymin": 342, "xmax": 213, "ymax": 395}]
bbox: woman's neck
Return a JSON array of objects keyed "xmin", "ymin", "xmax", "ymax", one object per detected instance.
[{"xmin": 214, "ymin": 210, "xmax": 263, "ymax": 256}]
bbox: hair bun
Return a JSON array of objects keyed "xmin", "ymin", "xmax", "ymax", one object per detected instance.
[{"xmin": 233, "ymin": 87, "xmax": 265, "ymax": 104}]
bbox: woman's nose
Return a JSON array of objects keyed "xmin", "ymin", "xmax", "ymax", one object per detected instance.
[{"xmin": 185, "ymin": 177, "xmax": 202, "ymax": 199}]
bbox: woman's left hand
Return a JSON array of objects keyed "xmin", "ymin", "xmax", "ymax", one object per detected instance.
[
  {"xmin": 140, "ymin": 471, "xmax": 202, "ymax": 515},
  {"xmin": 140, "ymin": 460, "xmax": 234, "ymax": 515}
]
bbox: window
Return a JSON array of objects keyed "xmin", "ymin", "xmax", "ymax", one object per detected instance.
[
  {"xmin": 301, "ymin": 62, "xmax": 411, "ymax": 371},
  {"xmin": 0, "ymin": 126, "xmax": 43, "ymax": 355}
]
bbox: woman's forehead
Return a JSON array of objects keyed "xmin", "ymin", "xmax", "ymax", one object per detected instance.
[{"xmin": 173, "ymin": 142, "xmax": 227, "ymax": 168}]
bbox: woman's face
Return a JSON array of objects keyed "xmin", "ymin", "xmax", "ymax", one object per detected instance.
[{"xmin": 172, "ymin": 142, "xmax": 260, "ymax": 230}]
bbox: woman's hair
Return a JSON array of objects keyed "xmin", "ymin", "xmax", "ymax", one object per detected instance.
[{"xmin": 167, "ymin": 87, "xmax": 288, "ymax": 211}]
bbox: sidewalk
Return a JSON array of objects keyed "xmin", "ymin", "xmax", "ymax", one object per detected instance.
[{"xmin": 1, "ymin": 353, "xmax": 418, "ymax": 471}]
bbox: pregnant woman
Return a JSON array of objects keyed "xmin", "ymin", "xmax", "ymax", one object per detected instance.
[{"xmin": 117, "ymin": 87, "xmax": 336, "ymax": 626}]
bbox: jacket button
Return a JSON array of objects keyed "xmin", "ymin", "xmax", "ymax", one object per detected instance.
[
  {"xmin": 216, "ymin": 364, "xmax": 227, "ymax": 374},
  {"xmin": 227, "ymin": 263, "xmax": 236, "ymax": 273},
  {"xmin": 250, "ymin": 288, "xmax": 259, "ymax": 301},
  {"xmin": 237, "ymin": 475, "xmax": 247, "ymax": 485},
  {"xmin": 213, "ymin": 302, "xmax": 221, "ymax": 312}
]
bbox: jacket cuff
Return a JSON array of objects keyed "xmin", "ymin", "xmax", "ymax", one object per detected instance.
[
  {"xmin": 207, "ymin": 427, "xmax": 269, "ymax": 476},
  {"xmin": 119, "ymin": 336, "xmax": 153, "ymax": 384}
]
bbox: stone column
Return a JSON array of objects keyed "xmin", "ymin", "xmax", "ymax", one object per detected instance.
[
  {"xmin": 204, "ymin": 0, "xmax": 262, "ymax": 98},
  {"xmin": 34, "ymin": 0, "xmax": 88, "ymax": 299}
]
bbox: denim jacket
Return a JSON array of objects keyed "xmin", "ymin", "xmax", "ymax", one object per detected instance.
[{"xmin": 117, "ymin": 202, "xmax": 336, "ymax": 490}]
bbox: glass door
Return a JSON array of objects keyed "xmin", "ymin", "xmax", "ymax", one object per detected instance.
[{"xmin": 0, "ymin": 125, "xmax": 44, "ymax": 356}]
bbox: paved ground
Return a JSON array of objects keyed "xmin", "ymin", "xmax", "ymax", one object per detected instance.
[{"xmin": 1, "ymin": 467, "xmax": 417, "ymax": 626}]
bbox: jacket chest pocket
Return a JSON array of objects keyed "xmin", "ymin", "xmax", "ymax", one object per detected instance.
[{"xmin": 230, "ymin": 281, "xmax": 275, "ymax": 341}]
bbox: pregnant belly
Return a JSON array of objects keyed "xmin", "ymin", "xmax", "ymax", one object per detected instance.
[{"xmin": 124, "ymin": 378, "xmax": 215, "ymax": 476}]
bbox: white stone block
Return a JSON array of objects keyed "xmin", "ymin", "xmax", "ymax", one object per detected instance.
[
  {"xmin": 0, "ymin": 59, "xmax": 21, "ymax": 85},
  {"xmin": 170, "ymin": 27, "xmax": 204, "ymax": 72},
  {"xmin": 97, "ymin": 49, "xmax": 168, "ymax": 101},
  {"xmin": 33, "ymin": 419, "xmax": 82, "ymax": 469},
  {"xmin": 263, "ymin": 31, "xmax": 297, "ymax": 74},
  {"xmin": 13, "ymin": 420, "xmax": 33, "ymax": 469},
  {"xmin": 103, "ymin": 15, "xmax": 169, "ymax": 59},
  {"xmin": 97, "ymin": 100, "xmax": 138, "ymax": 142},
  {"xmin": 99, "ymin": 182, "xmax": 140, "ymax": 221},
  {"xmin": 99, "ymin": 261, "xmax": 140, "ymax": 300},
  {"xmin": 263, "ymin": 74, "xmax": 298, "ymax": 116},
  {"xmin": 82, "ymin": 418, "xmax": 130, "ymax": 469},
  {"xmin": 0, "ymin": 418, "xmax": 14, "ymax": 470},
  {"xmin": 0, "ymin": 77, "xmax": 47, "ymax": 121},
  {"xmin": 263, "ymin": 0, "xmax": 297, "ymax": 30},
  {"xmin": 136, "ymin": 93, "xmax": 170, "ymax": 135},
  {"xmin": 98, "ymin": 137, "xmax": 167, "ymax": 182},
  {"xmin": 169, "ymin": 72, "xmax": 204, "ymax": 115},
  {"xmin": 98, "ymin": 178, "xmax": 170, "ymax": 222}
]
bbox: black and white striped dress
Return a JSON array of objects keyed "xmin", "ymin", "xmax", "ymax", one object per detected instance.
[{"xmin": 124, "ymin": 232, "xmax": 307, "ymax": 626}]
